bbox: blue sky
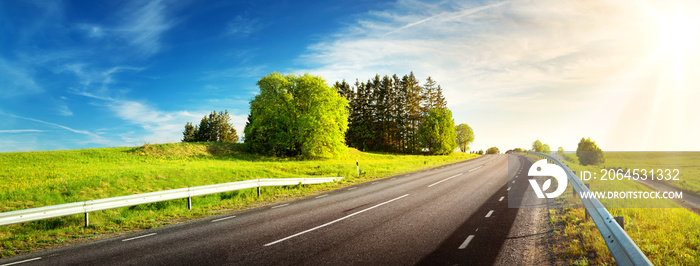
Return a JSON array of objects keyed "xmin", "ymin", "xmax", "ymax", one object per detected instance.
[{"xmin": 1, "ymin": 0, "xmax": 699, "ymax": 152}]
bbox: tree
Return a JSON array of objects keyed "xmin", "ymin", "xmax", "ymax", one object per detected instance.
[
  {"xmin": 182, "ymin": 122, "xmax": 195, "ymax": 142},
  {"xmin": 532, "ymin": 140, "xmax": 544, "ymax": 152},
  {"xmin": 418, "ymin": 108, "xmax": 457, "ymax": 155},
  {"xmin": 542, "ymin": 144, "xmax": 551, "ymax": 153},
  {"xmin": 486, "ymin": 147, "xmax": 500, "ymax": 154},
  {"xmin": 558, "ymin": 146, "xmax": 565, "ymax": 154},
  {"xmin": 245, "ymin": 72, "xmax": 349, "ymax": 158},
  {"xmin": 455, "ymin": 123, "xmax": 474, "ymax": 152},
  {"xmin": 478, "ymin": 150, "xmax": 484, "ymax": 155},
  {"xmin": 576, "ymin": 137, "xmax": 605, "ymax": 166},
  {"xmin": 182, "ymin": 110, "xmax": 238, "ymax": 143},
  {"xmin": 513, "ymin": 148, "xmax": 524, "ymax": 152}
]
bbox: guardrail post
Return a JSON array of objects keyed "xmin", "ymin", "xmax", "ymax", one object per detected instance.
[
  {"xmin": 187, "ymin": 197, "xmax": 192, "ymax": 210},
  {"xmin": 584, "ymin": 183, "xmax": 590, "ymax": 220},
  {"xmin": 257, "ymin": 186, "xmax": 261, "ymax": 197},
  {"xmin": 84, "ymin": 212, "xmax": 89, "ymax": 227},
  {"xmin": 615, "ymin": 216, "xmax": 625, "ymax": 230}
]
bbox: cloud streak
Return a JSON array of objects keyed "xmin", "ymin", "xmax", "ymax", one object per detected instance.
[{"xmin": 296, "ymin": 0, "xmax": 694, "ymax": 150}]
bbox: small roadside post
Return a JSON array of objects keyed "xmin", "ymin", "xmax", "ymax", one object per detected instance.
[{"xmin": 356, "ymin": 159, "xmax": 359, "ymax": 177}]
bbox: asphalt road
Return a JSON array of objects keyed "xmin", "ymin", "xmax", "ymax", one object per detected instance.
[{"xmin": 1, "ymin": 154, "xmax": 543, "ymax": 266}]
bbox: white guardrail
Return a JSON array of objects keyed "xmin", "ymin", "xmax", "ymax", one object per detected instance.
[
  {"xmin": 0, "ymin": 177, "xmax": 341, "ymax": 227},
  {"xmin": 528, "ymin": 152, "xmax": 652, "ymax": 266}
]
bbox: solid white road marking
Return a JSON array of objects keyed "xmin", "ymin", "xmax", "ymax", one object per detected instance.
[
  {"xmin": 427, "ymin": 173, "xmax": 464, "ymax": 188},
  {"xmin": 499, "ymin": 196, "xmax": 504, "ymax": 202},
  {"xmin": 315, "ymin": 194, "xmax": 328, "ymax": 199},
  {"xmin": 212, "ymin": 216, "xmax": 237, "ymax": 222},
  {"xmin": 271, "ymin": 203, "xmax": 290, "ymax": 209},
  {"xmin": 348, "ymin": 187, "xmax": 357, "ymax": 190},
  {"xmin": 459, "ymin": 235, "xmax": 475, "ymax": 249},
  {"xmin": 0, "ymin": 257, "xmax": 42, "ymax": 266},
  {"xmin": 263, "ymin": 194, "xmax": 410, "ymax": 246},
  {"xmin": 485, "ymin": 210, "xmax": 494, "ymax": 218},
  {"xmin": 122, "ymin": 233, "xmax": 157, "ymax": 242},
  {"xmin": 468, "ymin": 166, "xmax": 483, "ymax": 172}
]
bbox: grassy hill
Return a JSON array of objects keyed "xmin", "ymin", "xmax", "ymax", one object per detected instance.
[{"xmin": 0, "ymin": 142, "xmax": 478, "ymax": 257}]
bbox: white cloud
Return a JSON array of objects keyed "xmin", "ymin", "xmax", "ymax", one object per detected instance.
[
  {"xmin": 296, "ymin": 0, "xmax": 699, "ymax": 151},
  {"xmin": 0, "ymin": 59, "xmax": 43, "ymax": 99},
  {"xmin": 0, "ymin": 129, "xmax": 44, "ymax": 133}
]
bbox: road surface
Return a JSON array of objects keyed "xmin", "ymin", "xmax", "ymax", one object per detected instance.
[{"xmin": 0, "ymin": 154, "xmax": 549, "ymax": 266}]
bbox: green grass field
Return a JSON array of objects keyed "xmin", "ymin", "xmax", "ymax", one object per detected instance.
[
  {"xmin": 0, "ymin": 142, "xmax": 479, "ymax": 258},
  {"xmin": 549, "ymin": 152, "xmax": 700, "ymax": 265}
]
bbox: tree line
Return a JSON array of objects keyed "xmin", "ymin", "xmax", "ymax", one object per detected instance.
[
  {"xmin": 182, "ymin": 72, "xmax": 474, "ymax": 157},
  {"xmin": 333, "ymin": 72, "xmax": 454, "ymax": 154}
]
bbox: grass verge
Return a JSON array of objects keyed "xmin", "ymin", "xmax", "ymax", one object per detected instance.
[
  {"xmin": 0, "ymin": 142, "xmax": 479, "ymax": 258},
  {"xmin": 548, "ymin": 152, "xmax": 700, "ymax": 265}
]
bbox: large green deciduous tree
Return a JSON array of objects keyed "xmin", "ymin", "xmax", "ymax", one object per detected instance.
[
  {"xmin": 455, "ymin": 123, "xmax": 474, "ymax": 152},
  {"xmin": 418, "ymin": 108, "xmax": 457, "ymax": 155},
  {"xmin": 244, "ymin": 73, "xmax": 349, "ymax": 158},
  {"xmin": 576, "ymin": 137, "xmax": 605, "ymax": 166}
]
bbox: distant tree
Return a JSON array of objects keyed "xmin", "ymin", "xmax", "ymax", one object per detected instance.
[
  {"xmin": 245, "ymin": 72, "xmax": 349, "ymax": 158},
  {"xmin": 486, "ymin": 147, "xmax": 500, "ymax": 154},
  {"xmin": 576, "ymin": 137, "xmax": 605, "ymax": 166},
  {"xmin": 558, "ymin": 146, "xmax": 565, "ymax": 154},
  {"xmin": 513, "ymin": 148, "xmax": 524, "ymax": 152},
  {"xmin": 418, "ymin": 108, "xmax": 457, "ymax": 155},
  {"xmin": 478, "ymin": 150, "xmax": 484, "ymax": 155},
  {"xmin": 182, "ymin": 110, "xmax": 238, "ymax": 143},
  {"xmin": 455, "ymin": 123, "xmax": 474, "ymax": 152},
  {"xmin": 532, "ymin": 140, "xmax": 544, "ymax": 152},
  {"xmin": 182, "ymin": 122, "xmax": 196, "ymax": 142},
  {"xmin": 542, "ymin": 144, "xmax": 551, "ymax": 153}
]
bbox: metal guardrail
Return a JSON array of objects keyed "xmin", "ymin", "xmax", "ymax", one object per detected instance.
[
  {"xmin": 0, "ymin": 177, "xmax": 341, "ymax": 227},
  {"xmin": 528, "ymin": 152, "xmax": 652, "ymax": 266}
]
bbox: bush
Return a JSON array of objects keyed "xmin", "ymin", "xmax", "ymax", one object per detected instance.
[
  {"xmin": 576, "ymin": 137, "xmax": 604, "ymax": 166},
  {"xmin": 486, "ymin": 147, "xmax": 499, "ymax": 154}
]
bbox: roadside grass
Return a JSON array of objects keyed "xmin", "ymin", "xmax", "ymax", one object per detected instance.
[
  {"xmin": 0, "ymin": 142, "xmax": 479, "ymax": 258},
  {"xmin": 548, "ymin": 152, "xmax": 700, "ymax": 265}
]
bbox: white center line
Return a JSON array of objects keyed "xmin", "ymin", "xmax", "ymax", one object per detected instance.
[
  {"xmin": 348, "ymin": 187, "xmax": 357, "ymax": 190},
  {"xmin": 468, "ymin": 166, "xmax": 482, "ymax": 172},
  {"xmin": 458, "ymin": 235, "xmax": 475, "ymax": 249},
  {"xmin": 122, "ymin": 233, "xmax": 157, "ymax": 242},
  {"xmin": 315, "ymin": 194, "xmax": 328, "ymax": 199},
  {"xmin": 427, "ymin": 173, "xmax": 464, "ymax": 188},
  {"xmin": 485, "ymin": 210, "xmax": 494, "ymax": 218},
  {"xmin": 212, "ymin": 216, "xmax": 237, "ymax": 222},
  {"xmin": 271, "ymin": 203, "xmax": 290, "ymax": 209},
  {"xmin": 512, "ymin": 180, "xmax": 515, "ymax": 184},
  {"xmin": 507, "ymin": 187, "xmax": 511, "ymax": 191},
  {"xmin": 0, "ymin": 257, "xmax": 42, "ymax": 266},
  {"xmin": 264, "ymin": 194, "xmax": 410, "ymax": 246},
  {"xmin": 499, "ymin": 196, "xmax": 504, "ymax": 202}
]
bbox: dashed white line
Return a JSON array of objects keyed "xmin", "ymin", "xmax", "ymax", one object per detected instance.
[
  {"xmin": 212, "ymin": 215, "xmax": 237, "ymax": 222},
  {"xmin": 263, "ymin": 194, "xmax": 410, "ymax": 246},
  {"xmin": 485, "ymin": 210, "xmax": 494, "ymax": 218},
  {"xmin": 458, "ymin": 235, "xmax": 475, "ymax": 249},
  {"xmin": 507, "ymin": 187, "xmax": 511, "ymax": 191},
  {"xmin": 271, "ymin": 203, "xmax": 290, "ymax": 209},
  {"xmin": 0, "ymin": 257, "xmax": 42, "ymax": 266},
  {"xmin": 372, "ymin": 182, "xmax": 379, "ymax": 184},
  {"xmin": 468, "ymin": 166, "xmax": 482, "ymax": 172},
  {"xmin": 427, "ymin": 173, "xmax": 464, "ymax": 187},
  {"xmin": 511, "ymin": 180, "xmax": 515, "ymax": 184},
  {"xmin": 122, "ymin": 233, "xmax": 157, "ymax": 242},
  {"xmin": 315, "ymin": 194, "xmax": 328, "ymax": 199},
  {"xmin": 348, "ymin": 187, "xmax": 357, "ymax": 190},
  {"xmin": 499, "ymin": 196, "xmax": 504, "ymax": 202}
]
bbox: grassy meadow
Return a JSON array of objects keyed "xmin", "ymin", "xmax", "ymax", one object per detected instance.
[
  {"xmin": 0, "ymin": 142, "xmax": 479, "ymax": 258},
  {"xmin": 549, "ymin": 152, "xmax": 700, "ymax": 265}
]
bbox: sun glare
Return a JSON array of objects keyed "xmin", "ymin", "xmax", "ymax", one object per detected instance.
[{"xmin": 654, "ymin": 8, "xmax": 700, "ymax": 58}]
